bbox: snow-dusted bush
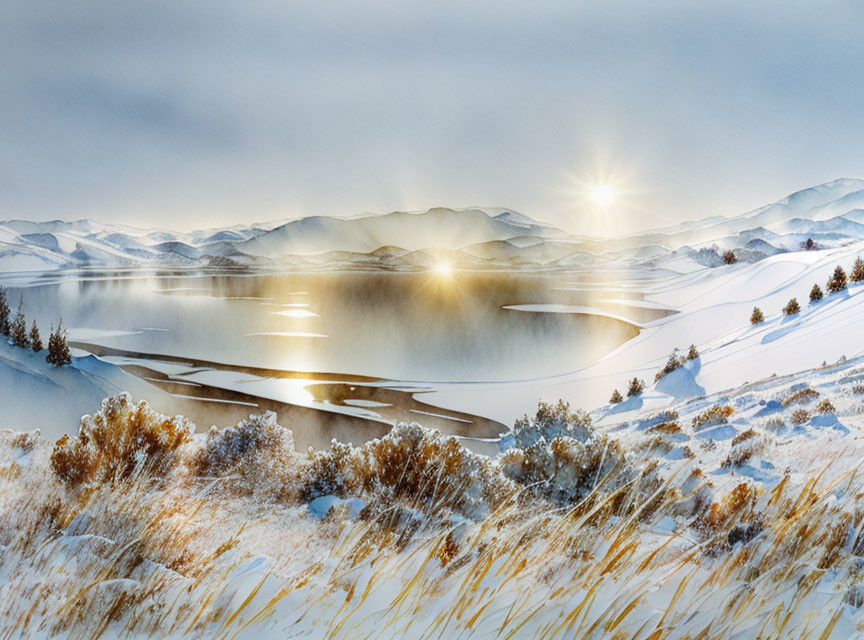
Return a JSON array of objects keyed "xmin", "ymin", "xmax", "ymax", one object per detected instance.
[
  {"xmin": 816, "ymin": 398, "xmax": 836, "ymax": 414},
  {"xmin": 500, "ymin": 401, "xmax": 662, "ymax": 510},
  {"xmin": 51, "ymin": 394, "xmax": 194, "ymax": 487},
  {"xmin": 635, "ymin": 435, "xmax": 675, "ymax": 456},
  {"xmin": 646, "ymin": 421, "xmax": 681, "ymax": 435},
  {"xmin": 195, "ymin": 412, "xmax": 300, "ymax": 500},
  {"xmin": 761, "ymin": 417, "xmax": 785, "ymax": 434},
  {"xmin": 789, "ymin": 409, "xmax": 810, "ymax": 425},
  {"xmin": 691, "ymin": 405, "xmax": 734, "ymax": 431},
  {"xmin": 608, "ymin": 389, "xmax": 623, "ymax": 404},
  {"xmin": 721, "ymin": 429, "xmax": 765, "ymax": 467},
  {"xmin": 510, "ymin": 400, "xmax": 592, "ymax": 448},
  {"xmin": 304, "ymin": 423, "xmax": 511, "ymax": 521},
  {"xmin": 782, "ymin": 387, "xmax": 819, "ymax": 406}
]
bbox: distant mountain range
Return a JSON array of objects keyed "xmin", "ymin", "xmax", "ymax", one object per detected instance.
[{"xmin": 3, "ymin": 179, "xmax": 864, "ymax": 273}]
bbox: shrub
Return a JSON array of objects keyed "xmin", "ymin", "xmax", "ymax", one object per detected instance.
[
  {"xmin": 686, "ymin": 344, "xmax": 700, "ymax": 360},
  {"xmin": 609, "ymin": 389, "xmax": 623, "ymax": 404},
  {"xmin": 721, "ymin": 430, "xmax": 764, "ymax": 468},
  {"xmin": 827, "ymin": 265, "xmax": 848, "ymax": 293},
  {"xmin": 499, "ymin": 402, "xmax": 659, "ymax": 510},
  {"xmin": 692, "ymin": 405, "xmax": 734, "ymax": 431},
  {"xmin": 782, "ymin": 298, "xmax": 800, "ymax": 316},
  {"xmin": 722, "ymin": 250, "xmax": 737, "ymax": 265},
  {"xmin": 854, "ymin": 385, "xmax": 864, "ymax": 396},
  {"xmin": 852, "ymin": 257, "xmax": 864, "ymax": 283},
  {"xmin": 761, "ymin": 417, "xmax": 785, "ymax": 434},
  {"xmin": 627, "ymin": 377, "xmax": 645, "ymax": 398},
  {"xmin": 789, "ymin": 409, "xmax": 810, "ymax": 425},
  {"xmin": 782, "ymin": 388, "xmax": 819, "ymax": 407},
  {"xmin": 816, "ymin": 398, "xmax": 836, "ymax": 414},
  {"xmin": 195, "ymin": 412, "xmax": 300, "ymax": 500},
  {"xmin": 305, "ymin": 422, "xmax": 510, "ymax": 520},
  {"xmin": 50, "ymin": 394, "xmax": 193, "ymax": 487},
  {"xmin": 646, "ymin": 421, "xmax": 681, "ymax": 435},
  {"xmin": 809, "ymin": 283, "xmax": 823, "ymax": 303}
]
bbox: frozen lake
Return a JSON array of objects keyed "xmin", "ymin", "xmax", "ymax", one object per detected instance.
[{"xmin": 8, "ymin": 269, "xmax": 666, "ymax": 447}]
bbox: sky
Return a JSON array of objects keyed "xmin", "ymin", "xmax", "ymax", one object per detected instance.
[{"xmin": 1, "ymin": 0, "xmax": 863, "ymax": 234}]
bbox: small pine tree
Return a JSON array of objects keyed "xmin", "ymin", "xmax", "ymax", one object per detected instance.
[
  {"xmin": 28, "ymin": 320, "xmax": 43, "ymax": 352},
  {"xmin": 609, "ymin": 389, "xmax": 623, "ymax": 404},
  {"xmin": 10, "ymin": 301, "xmax": 27, "ymax": 348},
  {"xmin": 627, "ymin": 377, "xmax": 645, "ymax": 398},
  {"xmin": 782, "ymin": 298, "xmax": 800, "ymax": 316},
  {"xmin": 750, "ymin": 307, "xmax": 764, "ymax": 325},
  {"xmin": 0, "ymin": 287, "xmax": 10, "ymax": 337},
  {"xmin": 46, "ymin": 321, "xmax": 72, "ymax": 366},
  {"xmin": 851, "ymin": 257, "xmax": 864, "ymax": 283},
  {"xmin": 722, "ymin": 250, "xmax": 737, "ymax": 265},
  {"xmin": 809, "ymin": 283, "xmax": 823, "ymax": 303},
  {"xmin": 827, "ymin": 265, "xmax": 848, "ymax": 294},
  {"xmin": 686, "ymin": 344, "xmax": 700, "ymax": 360},
  {"xmin": 655, "ymin": 351, "xmax": 684, "ymax": 382}
]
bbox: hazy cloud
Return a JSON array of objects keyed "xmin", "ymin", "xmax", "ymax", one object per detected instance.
[{"xmin": 1, "ymin": 0, "xmax": 863, "ymax": 231}]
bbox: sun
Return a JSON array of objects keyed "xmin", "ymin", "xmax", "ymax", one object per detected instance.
[
  {"xmin": 589, "ymin": 184, "xmax": 616, "ymax": 207},
  {"xmin": 432, "ymin": 261, "xmax": 453, "ymax": 275}
]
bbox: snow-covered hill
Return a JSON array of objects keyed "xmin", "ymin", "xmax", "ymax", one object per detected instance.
[
  {"xmin": 0, "ymin": 341, "xmax": 187, "ymax": 441},
  {"xmin": 4, "ymin": 179, "xmax": 864, "ymax": 273},
  {"xmin": 0, "ymin": 207, "xmax": 570, "ymax": 272}
]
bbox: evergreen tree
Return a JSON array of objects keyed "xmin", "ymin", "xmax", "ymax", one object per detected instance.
[
  {"xmin": 28, "ymin": 320, "xmax": 43, "ymax": 352},
  {"xmin": 827, "ymin": 265, "xmax": 848, "ymax": 293},
  {"xmin": 609, "ymin": 389, "xmax": 623, "ymax": 404},
  {"xmin": 851, "ymin": 257, "xmax": 864, "ymax": 283},
  {"xmin": 10, "ymin": 301, "xmax": 27, "ymax": 348},
  {"xmin": 783, "ymin": 298, "xmax": 800, "ymax": 316},
  {"xmin": 686, "ymin": 344, "xmax": 700, "ymax": 360},
  {"xmin": 46, "ymin": 321, "xmax": 72, "ymax": 366},
  {"xmin": 655, "ymin": 350, "xmax": 684, "ymax": 382},
  {"xmin": 809, "ymin": 283, "xmax": 823, "ymax": 303},
  {"xmin": 722, "ymin": 250, "xmax": 737, "ymax": 265},
  {"xmin": 750, "ymin": 307, "xmax": 764, "ymax": 325},
  {"xmin": 0, "ymin": 287, "xmax": 9, "ymax": 337},
  {"xmin": 627, "ymin": 377, "xmax": 645, "ymax": 398}
]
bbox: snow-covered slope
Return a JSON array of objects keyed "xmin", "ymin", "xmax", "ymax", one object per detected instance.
[
  {"xmin": 0, "ymin": 341, "xmax": 179, "ymax": 441},
  {"xmin": 428, "ymin": 237, "xmax": 864, "ymax": 427}
]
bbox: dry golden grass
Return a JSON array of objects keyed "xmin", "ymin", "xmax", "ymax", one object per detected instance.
[{"xmin": 0, "ymin": 395, "xmax": 863, "ymax": 639}]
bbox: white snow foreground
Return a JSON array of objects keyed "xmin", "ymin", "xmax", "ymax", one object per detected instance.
[{"xmin": 3, "ymin": 378, "xmax": 864, "ymax": 638}]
